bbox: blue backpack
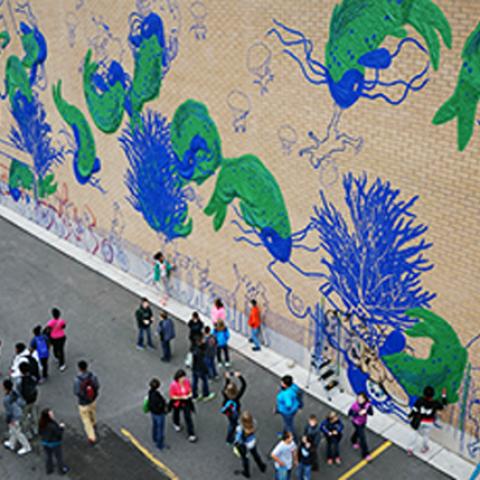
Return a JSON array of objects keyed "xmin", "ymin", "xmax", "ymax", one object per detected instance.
[{"xmin": 34, "ymin": 335, "xmax": 49, "ymax": 359}]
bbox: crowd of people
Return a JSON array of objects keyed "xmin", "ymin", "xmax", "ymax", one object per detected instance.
[{"xmin": 0, "ymin": 251, "xmax": 452, "ymax": 479}]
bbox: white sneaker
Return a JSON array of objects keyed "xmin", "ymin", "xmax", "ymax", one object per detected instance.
[
  {"xmin": 59, "ymin": 365, "xmax": 67, "ymax": 372},
  {"xmin": 173, "ymin": 424, "xmax": 181, "ymax": 432},
  {"xmin": 3, "ymin": 441, "xmax": 14, "ymax": 450},
  {"xmin": 17, "ymin": 446, "xmax": 31, "ymax": 455},
  {"xmin": 188, "ymin": 435, "xmax": 197, "ymax": 443},
  {"xmin": 225, "ymin": 362, "xmax": 231, "ymax": 368}
]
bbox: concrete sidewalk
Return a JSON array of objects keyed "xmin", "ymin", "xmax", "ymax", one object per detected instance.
[{"xmin": 0, "ymin": 208, "xmax": 475, "ymax": 480}]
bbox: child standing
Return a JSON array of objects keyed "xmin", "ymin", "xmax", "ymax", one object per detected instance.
[
  {"xmin": 271, "ymin": 431, "xmax": 297, "ymax": 480},
  {"xmin": 46, "ymin": 308, "xmax": 67, "ymax": 371},
  {"xmin": 204, "ymin": 326, "xmax": 218, "ymax": 380},
  {"xmin": 221, "ymin": 371, "xmax": 247, "ymax": 444},
  {"xmin": 348, "ymin": 393, "xmax": 373, "ymax": 461},
  {"xmin": 276, "ymin": 375, "xmax": 303, "ymax": 440},
  {"xmin": 211, "ymin": 298, "xmax": 226, "ymax": 326},
  {"xmin": 296, "ymin": 435, "xmax": 314, "ymax": 480},
  {"xmin": 303, "ymin": 414, "xmax": 321, "ymax": 471},
  {"xmin": 153, "ymin": 252, "xmax": 174, "ymax": 306},
  {"xmin": 320, "ymin": 411, "xmax": 344, "ymax": 465},
  {"xmin": 30, "ymin": 326, "xmax": 50, "ymax": 380},
  {"xmin": 214, "ymin": 320, "xmax": 231, "ymax": 368}
]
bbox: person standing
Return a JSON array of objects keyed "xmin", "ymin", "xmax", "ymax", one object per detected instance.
[
  {"xmin": 10, "ymin": 343, "xmax": 31, "ymax": 379},
  {"xmin": 320, "ymin": 411, "xmax": 344, "ymax": 465},
  {"xmin": 191, "ymin": 336, "xmax": 215, "ymax": 402},
  {"xmin": 169, "ymin": 369, "xmax": 197, "ymax": 442},
  {"xmin": 303, "ymin": 414, "xmax": 321, "ymax": 471},
  {"xmin": 3, "ymin": 379, "xmax": 31, "ymax": 455},
  {"xmin": 135, "ymin": 298, "xmax": 155, "ymax": 350},
  {"xmin": 157, "ymin": 312, "xmax": 175, "ymax": 362},
  {"xmin": 408, "ymin": 386, "xmax": 447, "ymax": 456},
  {"xmin": 214, "ymin": 320, "xmax": 231, "ymax": 368},
  {"xmin": 204, "ymin": 326, "xmax": 218, "ymax": 380},
  {"xmin": 16, "ymin": 362, "xmax": 39, "ymax": 438},
  {"xmin": 271, "ymin": 431, "xmax": 297, "ymax": 480},
  {"xmin": 73, "ymin": 361, "xmax": 100, "ymax": 445},
  {"xmin": 30, "ymin": 325, "xmax": 50, "ymax": 380},
  {"xmin": 147, "ymin": 378, "xmax": 168, "ymax": 450},
  {"xmin": 153, "ymin": 252, "xmax": 174, "ymax": 306},
  {"xmin": 187, "ymin": 312, "xmax": 204, "ymax": 350},
  {"xmin": 348, "ymin": 392, "xmax": 373, "ymax": 461},
  {"xmin": 248, "ymin": 300, "xmax": 262, "ymax": 351},
  {"xmin": 296, "ymin": 435, "xmax": 314, "ymax": 480},
  {"xmin": 275, "ymin": 375, "xmax": 303, "ymax": 439},
  {"xmin": 233, "ymin": 411, "xmax": 267, "ymax": 478},
  {"xmin": 211, "ymin": 298, "xmax": 226, "ymax": 326},
  {"xmin": 222, "ymin": 371, "xmax": 247, "ymax": 445},
  {"xmin": 38, "ymin": 408, "xmax": 69, "ymax": 475},
  {"xmin": 46, "ymin": 308, "xmax": 67, "ymax": 372}
]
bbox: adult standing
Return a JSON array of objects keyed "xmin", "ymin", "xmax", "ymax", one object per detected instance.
[
  {"xmin": 348, "ymin": 392, "xmax": 373, "ymax": 461},
  {"xmin": 16, "ymin": 362, "xmax": 39, "ymax": 438},
  {"xmin": 187, "ymin": 312, "xmax": 204, "ymax": 349},
  {"xmin": 135, "ymin": 298, "xmax": 155, "ymax": 350},
  {"xmin": 73, "ymin": 360, "xmax": 100, "ymax": 445},
  {"xmin": 275, "ymin": 375, "xmax": 302, "ymax": 439},
  {"xmin": 3, "ymin": 379, "xmax": 31, "ymax": 455},
  {"xmin": 169, "ymin": 369, "xmax": 197, "ymax": 442},
  {"xmin": 191, "ymin": 336, "xmax": 215, "ymax": 402},
  {"xmin": 157, "ymin": 311, "xmax": 176, "ymax": 362},
  {"xmin": 248, "ymin": 300, "xmax": 262, "ymax": 351},
  {"xmin": 221, "ymin": 371, "xmax": 247, "ymax": 445},
  {"xmin": 38, "ymin": 408, "xmax": 69, "ymax": 475},
  {"xmin": 147, "ymin": 378, "xmax": 168, "ymax": 450},
  {"xmin": 271, "ymin": 431, "xmax": 297, "ymax": 480},
  {"xmin": 46, "ymin": 308, "xmax": 67, "ymax": 372},
  {"xmin": 10, "ymin": 343, "xmax": 31, "ymax": 379}
]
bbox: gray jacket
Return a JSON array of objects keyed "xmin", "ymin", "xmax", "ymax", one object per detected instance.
[{"xmin": 74, "ymin": 371, "xmax": 100, "ymax": 406}]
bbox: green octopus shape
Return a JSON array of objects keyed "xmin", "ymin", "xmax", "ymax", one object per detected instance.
[
  {"xmin": 171, "ymin": 99, "xmax": 222, "ymax": 186},
  {"xmin": 0, "ymin": 30, "xmax": 10, "ymax": 49},
  {"xmin": 204, "ymin": 155, "xmax": 292, "ymax": 262},
  {"xmin": 8, "ymin": 159, "xmax": 34, "ymax": 192},
  {"xmin": 382, "ymin": 307, "xmax": 468, "ymax": 404},
  {"xmin": 326, "ymin": 0, "xmax": 452, "ymax": 85},
  {"xmin": 21, "ymin": 28, "xmax": 40, "ymax": 70},
  {"xmin": 52, "ymin": 80, "xmax": 97, "ymax": 181},
  {"xmin": 127, "ymin": 34, "xmax": 163, "ymax": 131},
  {"xmin": 83, "ymin": 49, "xmax": 126, "ymax": 134},
  {"xmin": 433, "ymin": 22, "xmax": 480, "ymax": 151}
]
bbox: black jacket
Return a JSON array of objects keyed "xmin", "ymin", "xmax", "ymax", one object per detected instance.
[
  {"xmin": 192, "ymin": 343, "xmax": 208, "ymax": 374},
  {"xmin": 148, "ymin": 389, "xmax": 167, "ymax": 415},
  {"xmin": 40, "ymin": 420, "xmax": 64, "ymax": 446},
  {"xmin": 188, "ymin": 319, "xmax": 204, "ymax": 343},
  {"xmin": 411, "ymin": 395, "xmax": 447, "ymax": 423},
  {"xmin": 136, "ymin": 306, "xmax": 153, "ymax": 329}
]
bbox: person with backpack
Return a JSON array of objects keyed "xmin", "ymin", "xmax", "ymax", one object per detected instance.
[
  {"xmin": 407, "ymin": 386, "xmax": 447, "ymax": 456},
  {"xmin": 204, "ymin": 326, "xmax": 218, "ymax": 380},
  {"xmin": 348, "ymin": 392, "xmax": 373, "ymax": 461},
  {"xmin": 73, "ymin": 360, "xmax": 100, "ymax": 445},
  {"xmin": 211, "ymin": 298, "xmax": 226, "ymax": 326},
  {"xmin": 10, "ymin": 343, "xmax": 31, "ymax": 379},
  {"xmin": 276, "ymin": 375, "xmax": 303, "ymax": 440},
  {"xmin": 153, "ymin": 252, "xmax": 174, "ymax": 306},
  {"xmin": 38, "ymin": 408, "xmax": 69, "ymax": 475},
  {"xmin": 157, "ymin": 311, "xmax": 176, "ymax": 362},
  {"xmin": 320, "ymin": 411, "xmax": 344, "ymax": 465},
  {"xmin": 146, "ymin": 378, "xmax": 168, "ymax": 450},
  {"xmin": 222, "ymin": 371, "xmax": 247, "ymax": 445},
  {"xmin": 233, "ymin": 411, "xmax": 267, "ymax": 478},
  {"xmin": 214, "ymin": 320, "xmax": 231, "ymax": 368},
  {"xmin": 271, "ymin": 430, "xmax": 297, "ymax": 480},
  {"xmin": 46, "ymin": 308, "xmax": 67, "ymax": 371},
  {"xmin": 296, "ymin": 435, "xmax": 314, "ymax": 480},
  {"xmin": 191, "ymin": 336, "xmax": 215, "ymax": 402},
  {"xmin": 30, "ymin": 325, "xmax": 50, "ymax": 380},
  {"xmin": 135, "ymin": 298, "xmax": 155, "ymax": 350},
  {"xmin": 16, "ymin": 362, "xmax": 39, "ymax": 438},
  {"xmin": 169, "ymin": 369, "xmax": 197, "ymax": 442},
  {"xmin": 248, "ymin": 299, "xmax": 262, "ymax": 351},
  {"xmin": 3, "ymin": 379, "xmax": 31, "ymax": 455}
]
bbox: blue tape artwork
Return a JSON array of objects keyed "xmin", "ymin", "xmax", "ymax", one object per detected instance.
[
  {"xmin": 189, "ymin": 1, "xmax": 207, "ymax": 41},
  {"xmin": 247, "ymin": 41, "xmax": 274, "ymax": 95},
  {"xmin": 226, "ymin": 90, "xmax": 251, "ymax": 133}
]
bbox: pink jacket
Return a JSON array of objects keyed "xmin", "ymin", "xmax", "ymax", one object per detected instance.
[
  {"xmin": 169, "ymin": 379, "xmax": 192, "ymax": 408},
  {"xmin": 46, "ymin": 318, "xmax": 66, "ymax": 339},
  {"xmin": 211, "ymin": 306, "xmax": 226, "ymax": 325}
]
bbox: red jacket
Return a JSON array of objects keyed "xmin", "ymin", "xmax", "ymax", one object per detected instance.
[{"xmin": 248, "ymin": 306, "xmax": 261, "ymax": 329}]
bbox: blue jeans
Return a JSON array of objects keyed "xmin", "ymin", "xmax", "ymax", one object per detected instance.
[
  {"xmin": 161, "ymin": 340, "xmax": 171, "ymax": 361},
  {"xmin": 470, "ymin": 462, "xmax": 480, "ymax": 480},
  {"xmin": 251, "ymin": 328, "xmax": 261, "ymax": 349},
  {"xmin": 137, "ymin": 326, "xmax": 154, "ymax": 348},
  {"xmin": 296, "ymin": 463, "xmax": 311, "ymax": 480},
  {"xmin": 351, "ymin": 424, "xmax": 369, "ymax": 457},
  {"xmin": 275, "ymin": 466, "xmax": 291, "ymax": 480},
  {"xmin": 151, "ymin": 413, "xmax": 165, "ymax": 449},
  {"xmin": 281, "ymin": 413, "xmax": 297, "ymax": 439},
  {"xmin": 192, "ymin": 371, "xmax": 209, "ymax": 398},
  {"xmin": 205, "ymin": 356, "xmax": 217, "ymax": 379}
]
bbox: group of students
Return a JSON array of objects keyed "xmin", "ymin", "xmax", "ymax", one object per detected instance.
[{"xmin": 2, "ymin": 308, "xmax": 102, "ymax": 475}]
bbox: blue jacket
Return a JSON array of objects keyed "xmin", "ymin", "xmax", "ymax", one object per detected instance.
[
  {"xmin": 276, "ymin": 384, "xmax": 302, "ymax": 416},
  {"xmin": 320, "ymin": 418, "xmax": 344, "ymax": 437},
  {"xmin": 214, "ymin": 328, "xmax": 230, "ymax": 347},
  {"xmin": 157, "ymin": 317, "xmax": 176, "ymax": 342}
]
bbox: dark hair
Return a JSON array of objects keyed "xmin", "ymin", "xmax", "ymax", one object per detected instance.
[
  {"xmin": 33, "ymin": 325, "xmax": 42, "ymax": 336},
  {"xmin": 3, "ymin": 379, "xmax": 13, "ymax": 391},
  {"xmin": 174, "ymin": 369, "xmax": 186, "ymax": 381},
  {"xmin": 281, "ymin": 375, "xmax": 293, "ymax": 387},
  {"xmin": 424, "ymin": 386, "xmax": 435, "ymax": 399},
  {"xmin": 160, "ymin": 311, "xmax": 167, "ymax": 319},
  {"xmin": 358, "ymin": 392, "xmax": 368, "ymax": 403},
  {"xmin": 38, "ymin": 409, "xmax": 52, "ymax": 433},
  {"xmin": 19, "ymin": 362, "xmax": 30, "ymax": 375},
  {"xmin": 282, "ymin": 430, "xmax": 293, "ymax": 441},
  {"xmin": 215, "ymin": 298, "xmax": 223, "ymax": 309},
  {"xmin": 191, "ymin": 311, "xmax": 200, "ymax": 320},
  {"xmin": 52, "ymin": 308, "xmax": 61, "ymax": 319},
  {"xmin": 204, "ymin": 326, "xmax": 211, "ymax": 334},
  {"xmin": 309, "ymin": 414, "xmax": 318, "ymax": 421},
  {"xmin": 251, "ymin": 299, "xmax": 257, "ymax": 307},
  {"xmin": 149, "ymin": 378, "xmax": 160, "ymax": 390},
  {"xmin": 141, "ymin": 297, "xmax": 149, "ymax": 304},
  {"xmin": 15, "ymin": 342, "xmax": 26, "ymax": 353},
  {"xmin": 78, "ymin": 360, "xmax": 88, "ymax": 371},
  {"xmin": 153, "ymin": 251, "xmax": 163, "ymax": 261}
]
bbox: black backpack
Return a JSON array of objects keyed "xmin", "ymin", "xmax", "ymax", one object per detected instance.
[
  {"xmin": 26, "ymin": 356, "xmax": 40, "ymax": 382},
  {"xmin": 20, "ymin": 375, "xmax": 38, "ymax": 404}
]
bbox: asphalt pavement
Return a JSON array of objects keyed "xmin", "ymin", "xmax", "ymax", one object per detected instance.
[{"xmin": 0, "ymin": 217, "xmax": 449, "ymax": 480}]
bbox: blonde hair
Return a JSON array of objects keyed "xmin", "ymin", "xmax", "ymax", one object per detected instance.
[
  {"xmin": 216, "ymin": 320, "xmax": 226, "ymax": 331},
  {"xmin": 240, "ymin": 411, "xmax": 255, "ymax": 435},
  {"xmin": 328, "ymin": 410, "xmax": 338, "ymax": 422}
]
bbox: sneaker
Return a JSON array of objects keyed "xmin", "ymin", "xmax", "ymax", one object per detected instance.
[
  {"xmin": 365, "ymin": 454, "xmax": 373, "ymax": 462},
  {"xmin": 60, "ymin": 466, "xmax": 70, "ymax": 475},
  {"xmin": 252, "ymin": 347, "xmax": 261, "ymax": 351},
  {"xmin": 136, "ymin": 345, "xmax": 145, "ymax": 350},
  {"xmin": 352, "ymin": 443, "xmax": 360, "ymax": 450},
  {"xmin": 335, "ymin": 457, "xmax": 342, "ymax": 465},
  {"xmin": 420, "ymin": 447, "xmax": 430, "ymax": 454},
  {"xmin": 203, "ymin": 392, "xmax": 216, "ymax": 402},
  {"xmin": 225, "ymin": 362, "xmax": 231, "ymax": 368},
  {"xmin": 193, "ymin": 396, "xmax": 203, "ymax": 402},
  {"xmin": 173, "ymin": 424, "xmax": 182, "ymax": 432},
  {"xmin": 233, "ymin": 446, "xmax": 241, "ymax": 458},
  {"xmin": 3, "ymin": 441, "xmax": 14, "ymax": 450},
  {"xmin": 88, "ymin": 439, "xmax": 96, "ymax": 446},
  {"xmin": 17, "ymin": 446, "xmax": 32, "ymax": 456},
  {"xmin": 407, "ymin": 449, "xmax": 413, "ymax": 457},
  {"xmin": 188, "ymin": 435, "xmax": 197, "ymax": 443},
  {"xmin": 327, "ymin": 459, "xmax": 333, "ymax": 465},
  {"xmin": 59, "ymin": 365, "xmax": 67, "ymax": 372}
]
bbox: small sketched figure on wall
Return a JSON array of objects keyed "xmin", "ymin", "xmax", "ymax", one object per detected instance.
[
  {"xmin": 189, "ymin": 1, "xmax": 207, "ymax": 41},
  {"xmin": 65, "ymin": 11, "xmax": 78, "ymax": 48},
  {"xmin": 277, "ymin": 124, "xmax": 297, "ymax": 155},
  {"xmin": 227, "ymin": 90, "xmax": 251, "ymax": 133},
  {"xmin": 247, "ymin": 41, "xmax": 274, "ymax": 95},
  {"xmin": 300, "ymin": 106, "xmax": 363, "ymax": 187},
  {"xmin": 75, "ymin": 0, "xmax": 85, "ymax": 10}
]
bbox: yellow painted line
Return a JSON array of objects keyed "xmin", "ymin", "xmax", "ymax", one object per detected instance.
[
  {"xmin": 338, "ymin": 440, "xmax": 392, "ymax": 480},
  {"xmin": 121, "ymin": 428, "xmax": 180, "ymax": 480}
]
